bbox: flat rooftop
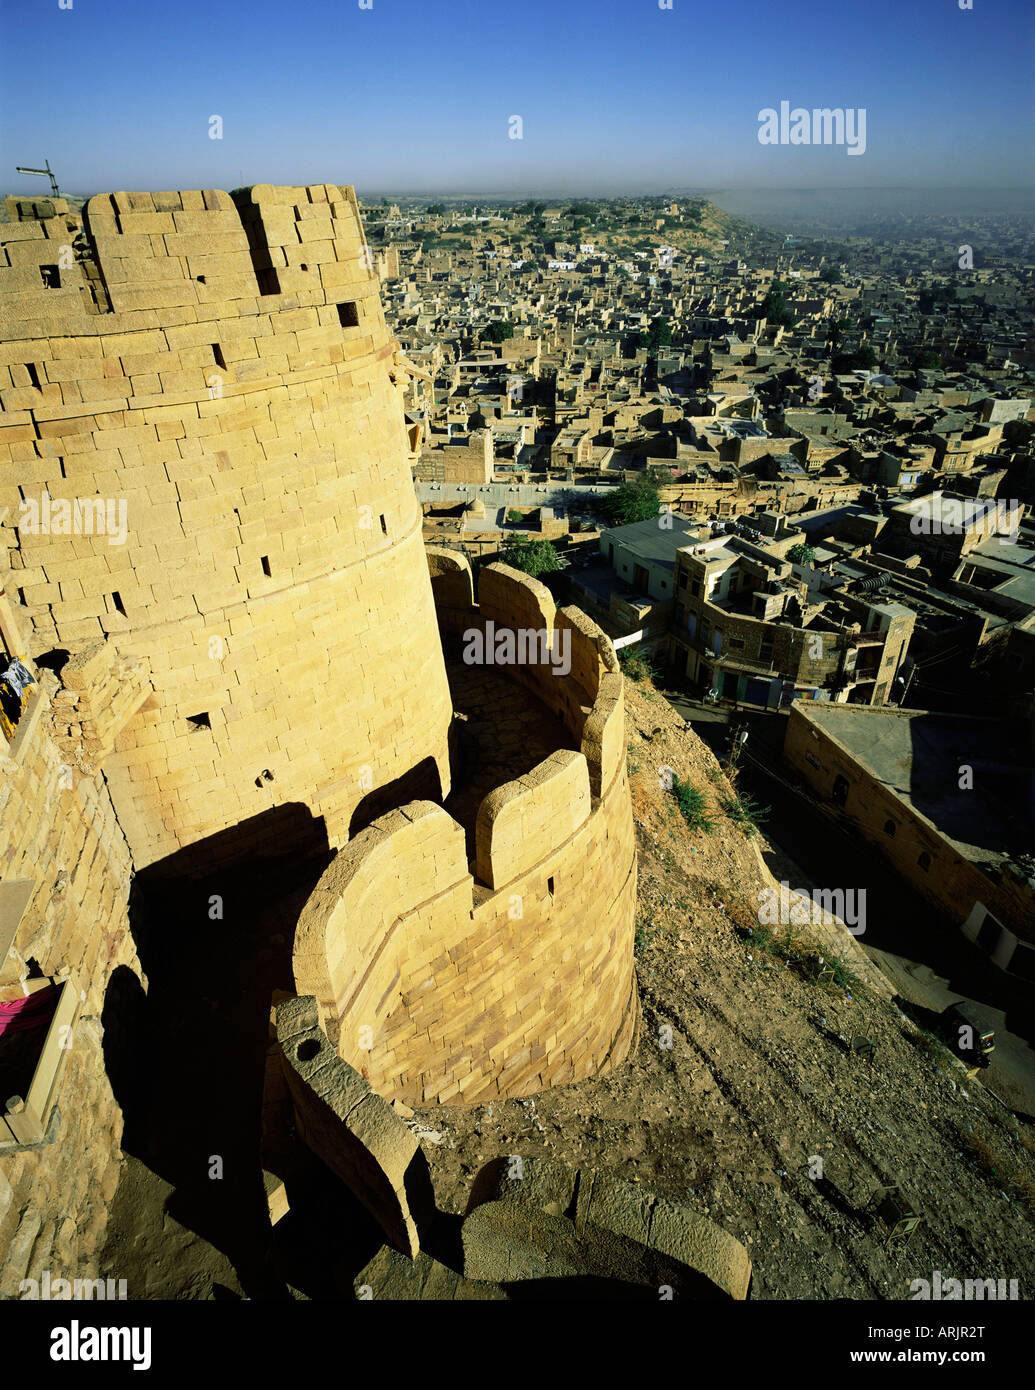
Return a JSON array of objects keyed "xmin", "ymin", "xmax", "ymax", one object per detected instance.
[
  {"xmin": 798, "ymin": 705, "xmax": 1034, "ymax": 865},
  {"xmin": 892, "ymin": 492, "xmax": 1016, "ymax": 528},
  {"xmin": 601, "ymin": 516, "xmax": 703, "ymax": 568}
]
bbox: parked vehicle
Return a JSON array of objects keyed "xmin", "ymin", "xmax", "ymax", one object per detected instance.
[{"xmin": 942, "ymin": 1000, "xmax": 995, "ymax": 1063}]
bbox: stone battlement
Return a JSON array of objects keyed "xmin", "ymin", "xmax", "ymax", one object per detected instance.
[
  {"xmin": 1, "ymin": 184, "xmax": 377, "ymax": 336},
  {"xmin": 292, "ymin": 559, "xmax": 639, "ymax": 1105},
  {"xmin": 1, "ymin": 186, "xmax": 455, "ymax": 870}
]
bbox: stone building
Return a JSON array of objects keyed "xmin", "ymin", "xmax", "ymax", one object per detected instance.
[
  {"xmin": 670, "ymin": 528, "xmax": 913, "ymax": 708},
  {"xmin": 783, "ymin": 704, "xmax": 1035, "ymax": 980}
]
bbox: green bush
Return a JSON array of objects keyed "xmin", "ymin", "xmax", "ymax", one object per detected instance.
[
  {"xmin": 499, "ymin": 536, "xmax": 560, "ymax": 578},
  {"xmin": 634, "ymin": 916, "xmax": 655, "ymax": 955},
  {"xmin": 618, "ymin": 651, "xmax": 658, "ymax": 683},
  {"xmin": 721, "ymin": 792, "xmax": 769, "ymax": 837},
  {"xmin": 672, "ymin": 776, "xmax": 716, "ymax": 834},
  {"xmin": 601, "ymin": 477, "xmax": 663, "ymax": 526}
]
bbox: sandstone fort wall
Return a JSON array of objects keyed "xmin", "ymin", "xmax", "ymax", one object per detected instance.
[
  {"xmin": 292, "ymin": 563, "xmax": 639, "ymax": 1104},
  {"xmin": 0, "ymin": 186, "xmax": 453, "ymax": 869},
  {"xmin": 0, "ymin": 594, "xmax": 144, "ymax": 1296}
]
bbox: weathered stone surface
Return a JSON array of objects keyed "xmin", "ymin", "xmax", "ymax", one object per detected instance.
[
  {"xmin": 354, "ymin": 1244, "xmax": 506, "ymax": 1301},
  {"xmin": 462, "ymin": 1157, "xmax": 752, "ymax": 1299},
  {"xmin": 275, "ymin": 996, "xmax": 434, "ymax": 1258}
]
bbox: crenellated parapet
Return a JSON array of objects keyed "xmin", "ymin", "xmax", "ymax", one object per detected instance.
[{"xmin": 292, "ymin": 556, "xmax": 639, "ymax": 1105}]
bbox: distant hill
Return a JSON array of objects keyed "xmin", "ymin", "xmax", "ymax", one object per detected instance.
[{"xmin": 589, "ymin": 198, "xmax": 783, "ymax": 260}]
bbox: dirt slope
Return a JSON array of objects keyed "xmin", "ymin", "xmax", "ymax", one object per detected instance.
[{"xmin": 414, "ymin": 677, "xmax": 1035, "ymax": 1300}]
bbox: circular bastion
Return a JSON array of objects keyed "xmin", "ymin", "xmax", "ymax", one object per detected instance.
[{"xmin": 291, "ymin": 555, "xmax": 641, "ymax": 1105}]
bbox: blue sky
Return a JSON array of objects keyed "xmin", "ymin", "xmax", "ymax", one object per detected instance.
[{"xmin": 1, "ymin": 0, "xmax": 1032, "ymax": 197}]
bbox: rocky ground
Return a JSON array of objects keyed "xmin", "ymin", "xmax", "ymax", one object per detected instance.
[{"xmin": 410, "ymin": 676, "xmax": 1035, "ymax": 1301}]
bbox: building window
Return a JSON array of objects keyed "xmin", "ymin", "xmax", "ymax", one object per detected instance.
[
  {"xmin": 337, "ymin": 302, "xmax": 360, "ymax": 328},
  {"xmin": 39, "ymin": 265, "xmax": 61, "ymax": 289},
  {"xmin": 918, "ymin": 851, "xmax": 931, "ymax": 871},
  {"xmin": 691, "ymin": 580, "xmax": 701, "ymax": 596},
  {"xmin": 187, "ymin": 712, "xmax": 211, "ymax": 732},
  {"xmin": 260, "ymin": 556, "xmax": 272, "ymax": 577},
  {"xmin": 729, "ymin": 637, "xmax": 744, "ymax": 651},
  {"xmin": 678, "ymin": 571, "xmax": 688, "ymax": 589},
  {"xmin": 759, "ymin": 642, "xmax": 774, "ymax": 663},
  {"xmin": 883, "ymin": 819, "xmax": 896, "ymax": 837}
]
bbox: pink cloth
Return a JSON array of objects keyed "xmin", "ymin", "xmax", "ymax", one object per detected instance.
[{"xmin": 0, "ymin": 984, "xmax": 59, "ymax": 1038}]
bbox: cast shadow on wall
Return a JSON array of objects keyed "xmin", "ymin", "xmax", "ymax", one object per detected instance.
[{"xmin": 101, "ymin": 802, "xmax": 338, "ymax": 1297}]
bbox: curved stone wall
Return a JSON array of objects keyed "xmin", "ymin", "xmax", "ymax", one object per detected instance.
[
  {"xmin": 0, "ymin": 186, "xmax": 453, "ymax": 867},
  {"xmin": 292, "ymin": 561, "xmax": 639, "ymax": 1104}
]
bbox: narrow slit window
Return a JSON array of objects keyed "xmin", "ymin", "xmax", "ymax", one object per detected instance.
[
  {"xmin": 212, "ymin": 343, "xmax": 226, "ymax": 369},
  {"xmin": 25, "ymin": 363, "xmax": 42, "ymax": 390},
  {"xmin": 111, "ymin": 591, "xmax": 126, "ymax": 616},
  {"xmin": 379, "ymin": 514, "xmax": 388, "ymax": 535},
  {"xmin": 260, "ymin": 556, "xmax": 272, "ymax": 577},
  {"xmin": 547, "ymin": 876, "xmax": 555, "ymax": 897}
]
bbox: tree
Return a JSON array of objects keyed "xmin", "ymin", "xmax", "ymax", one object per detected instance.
[
  {"xmin": 832, "ymin": 344, "xmax": 877, "ymax": 375},
  {"xmin": 483, "ymin": 320, "xmax": 514, "ymax": 343},
  {"xmin": 424, "ymin": 202, "xmax": 446, "ymax": 216},
  {"xmin": 855, "ymin": 343, "xmax": 878, "ymax": 370},
  {"xmin": 788, "ymin": 542, "xmax": 817, "ymax": 566},
  {"xmin": 601, "ymin": 477, "xmax": 663, "ymax": 527},
  {"xmin": 914, "ymin": 348, "xmax": 942, "ymax": 370},
  {"xmin": 646, "ymin": 317, "xmax": 672, "ymax": 356},
  {"xmin": 499, "ymin": 536, "xmax": 560, "ymax": 578},
  {"xmin": 760, "ymin": 280, "xmax": 796, "ymax": 328},
  {"xmin": 819, "ymin": 264, "xmax": 843, "ymax": 284}
]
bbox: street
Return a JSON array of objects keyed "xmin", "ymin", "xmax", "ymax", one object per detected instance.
[{"xmin": 657, "ymin": 688, "xmax": 1035, "ymax": 1119}]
